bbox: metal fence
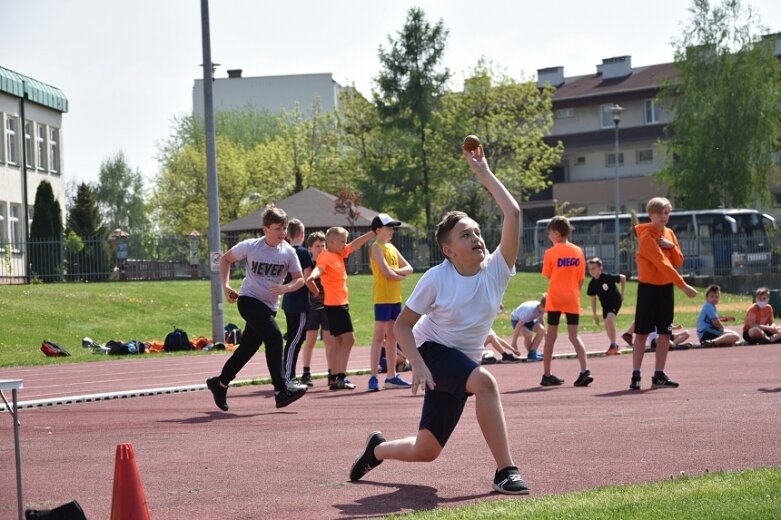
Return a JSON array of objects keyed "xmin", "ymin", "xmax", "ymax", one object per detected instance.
[{"xmin": 0, "ymin": 226, "xmax": 539, "ymax": 284}]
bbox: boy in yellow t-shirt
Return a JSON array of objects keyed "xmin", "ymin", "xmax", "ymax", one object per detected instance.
[
  {"xmin": 306, "ymin": 226, "xmax": 375, "ymax": 390},
  {"xmin": 540, "ymin": 216, "xmax": 591, "ymax": 387},
  {"xmin": 368, "ymin": 213, "xmax": 414, "ymax": 391}
]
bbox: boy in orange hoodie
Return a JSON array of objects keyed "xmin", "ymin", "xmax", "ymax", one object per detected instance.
[{"xmin": 630, "ymin": 197, "xmax": 698, "ymax": 390}]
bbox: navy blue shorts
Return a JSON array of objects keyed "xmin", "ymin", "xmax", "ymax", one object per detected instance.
[
  {"xmin": 305, "ymin": 307, "xmax": 329, "ymax": 332},
  {"xmin": 510, "ymin": 318, "xmax": 538, "ymax": 331},
  {"xmin": 374, "ymin": 303, "xmax": 402, "ymax": 322},
  {"xmin": 418, "ymin": 341, "xmax": 479, "ymax": 448}
]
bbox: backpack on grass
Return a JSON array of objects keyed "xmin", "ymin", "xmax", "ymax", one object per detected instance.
[
  {"xmin": 164, "ymin": 328, "xmax": 192, "ymax": 352},
  {"xmin": 224, "ymin": 323, "xmax": 242, "ymax": 345},
  {"xmin": 41, "ymin": 340, "xmax": 70, "ymax": 357}
]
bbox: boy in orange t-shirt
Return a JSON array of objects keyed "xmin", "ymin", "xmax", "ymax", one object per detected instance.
[
  {"xmin": 540, "ymin": 216, "xmax": 592, "ymax": 387},
  {"xmin": 743, "ymin": 287, "xmax": 781, "ymax": 344},
  {"xmin": 306, "ymin": 226, "xmax": 375, "ymax": 390}
]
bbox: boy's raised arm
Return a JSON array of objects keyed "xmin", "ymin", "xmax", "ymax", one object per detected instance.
[{"xmin": 463, "ymin": 146, "xmax": 520, "ymax": 268}]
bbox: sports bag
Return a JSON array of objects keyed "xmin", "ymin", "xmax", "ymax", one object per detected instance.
[
  {"xmin": 224, "ymin": 323, "xmax": 242, "ymax": 345},
  {"xmin": 41, "ymin": 340, "xmax": 70, "ymax": 357},
  {"xmin": 164, "ymin": 328, "xmax": 192, "ymax": 352}
]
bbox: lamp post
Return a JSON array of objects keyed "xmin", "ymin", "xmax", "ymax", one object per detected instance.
[{"xmin": 611, "ymin": 103, "xmax": 623, "ymax": 273}]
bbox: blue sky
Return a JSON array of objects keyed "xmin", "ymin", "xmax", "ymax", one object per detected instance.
[{"xmin": 3, "ymin": 0, "xmax": 780, "ymax": 187}]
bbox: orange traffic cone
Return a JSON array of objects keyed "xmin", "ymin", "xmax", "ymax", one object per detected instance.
[{"xmin": 110, "ymin": 443, "xmax": 152, "ymax": 520}]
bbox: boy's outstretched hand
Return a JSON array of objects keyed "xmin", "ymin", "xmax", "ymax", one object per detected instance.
[{"xmin": 463, "ymin": 144, "xmax": 490, "ymax": 176}]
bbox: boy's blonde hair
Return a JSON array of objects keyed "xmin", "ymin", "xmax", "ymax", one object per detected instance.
[
  {"xmin": 646, "ymin": 197, "xmax": 672, "ymax": 215},
  {"xmin": 755, "ymin": 287, "xmax": 770, "ymax": 298},
  {"xmin": 325, "ymin": 227, "xmax": 348, "ymax": 242},
  {"xmin": 261, "ymin": 205, "xmax": 288, "ymax": 228},
  {"xmin": 587, "ymin": 257, "xmax": 603, "ymax": 267},
  {"xmin": 539, "ymin": 293, "xmax": 547, "ymax": 308}
]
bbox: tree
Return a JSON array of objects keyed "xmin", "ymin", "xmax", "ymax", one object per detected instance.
[
  {"xmin": 95, "ymin": 151, "xmax": 148, "ymax": 234},
  {"xmin": 29, "ymin": 180, "xmax": 63, "ymax": 281},
  {"xmin": 658, "ymin": 0, "xmax": 781, "ymax": 208},
  {"xmin": 374, "ymin": 7, "xmax": 450, "ymax": 227},
  {"xmin": 66, "ymin": 183, "xmax": 110, "ymax": 281}
]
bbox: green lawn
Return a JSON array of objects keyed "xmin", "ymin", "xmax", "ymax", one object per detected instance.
[
  {"xmin": 0, "ymin": 273, "xmax": 753, "ymax": 367},
  {"xmin": 393, "ymin": 467, "xmax": 781, "ymax": 519}
]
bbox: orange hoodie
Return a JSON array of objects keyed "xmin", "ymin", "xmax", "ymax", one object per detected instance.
[{"xmin": 635, "ymin": 222, "xmax": 686, "ymax": 287}]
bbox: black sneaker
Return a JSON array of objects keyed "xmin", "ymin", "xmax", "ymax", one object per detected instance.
[
  {"xmin": 275, "ymin": 386, "xmax": 307, "ymax": 408},
  {"xmin": 540, "ymin": 374, "xmax": 564, "ymax": 386},
  {"xmin": 493, "ymin": 465, "xmax": 530, "ymax": 495},
  {"xmin": 300, "ymin": 372, "xmax": 314, "ymax": 387},
  {"xmin": 629, "ymin": 373, "xmax": 641, "ymax": 390},
  {"xmin": 330, "ymin": 379, "xmax": 356, "ymax": 391},
  {"xmin": 651, "ymin": 372, "xmax": 679, "ymax": 388},
  {"xmin": 349, "ymin": 431, "xmax": 386, "ymax": 481},
  {"xmin": 206, "ymin": 377, "xmax": 228, "ymax": 411},
  {"xmin": 573, "ymin": 370, "xmax": 593, "ymax": 387}
]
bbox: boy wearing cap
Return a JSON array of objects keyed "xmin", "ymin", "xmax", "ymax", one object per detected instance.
[
  {"xmin": 368, "ymin": 213, "xmax": 414, "ymax": 391},
  {"xmin": 306, "ymin": 226, "xmax": 376, "ymax": 390}
]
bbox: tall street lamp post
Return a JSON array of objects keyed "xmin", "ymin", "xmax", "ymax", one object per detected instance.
[{"xmin": 612, "ymin": 103, "xmax": 623, "ymax": 273}]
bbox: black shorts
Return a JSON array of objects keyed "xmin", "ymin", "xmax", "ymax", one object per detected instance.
[
  {"xmin": 634, "ymin": 282, "xmax": 674, "ymax": 336},
  {"xmin": 743, "ymin": 329, "xmax": 772, "ymax": 344},
  {"xmin": 324, "ymin": 305, "xmax": 353, "ymax": 337},
  {"xmin": 602, "ymin": 302, "xmax": 621, "ymax": 319},
  {"xmin": 547, "ymin": 311, "xmax": 579, "ymax": 326},
  {"xmin": 305, "ymin": 307, "xmax": 329, "ymax": 332},
  {"xmin": 418, "ymin": 341, "xmax": 478, "ymax": 448},
  {"xmin": 700, "ymin": 330, "xmax": 722, "ymax": 342}
]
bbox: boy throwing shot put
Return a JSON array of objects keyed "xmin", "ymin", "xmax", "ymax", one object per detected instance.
[{"xmin": 349, "ymin": 141, "xmax": 529, "ymax": 495}]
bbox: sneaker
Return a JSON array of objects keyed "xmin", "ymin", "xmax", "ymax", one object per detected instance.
[
  {"xmin": 349, "ymin": 431, "xmax": 386, "ymax": 481},
  {"xmin": 300, "ymin": 372, "xmax": 314, "ymax": 387},
  {"xmin": 492, "ymin": 465, "xmax": 530, "ymax": 495},
  {"xmin": 629, "ymin": 373, "xmax": 641, "ymax": 390},
  {"xmin": 700, "ymin": 339, "xmax": 716, "ymax": 348},
  {"xmin": 367, "ymin": 375, "xmax": 380, "ymax": 392},
  {"xmin": 384, "ymin": 375, "xmax": 412, "ymax": 389},
  {"xmin": 501, "ymin": 352, "xmax": 522, "ymax": 363},
  {"xmin": 286, "ymin": 380, "xmax": 308, "ymax": 392},
  {"xmin": 605, "ymin": 344, "xmax": 621, "ymax": 356},
  {"xmin": 526, "ymin": 350, "xmax": 543, "ymax": 362},
  {"xmin": 651, "ymin": 372, "xmax": 679, "ymax": 388},
  {"xmin": 573, "ymin": 370, "xmax": 593, "ymax": 387},
  {"xmin": 540, "ymin": 374, "xmax": 564, "ymax": 386},
  {"xmin": 275, "ymin": 386, "xmax": 307, "ymax": 408},
  {"xmin": 330, "ymin": 379, "xmax": 356, "ymax": 391},
  {"xmin": 206, "ymin": 377, "xmax": 229, "ymax": 411}
]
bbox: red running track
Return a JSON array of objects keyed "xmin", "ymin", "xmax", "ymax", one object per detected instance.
[{"xmin": 0, "ymin": 338, "xmax": 779, "ymax": 519}]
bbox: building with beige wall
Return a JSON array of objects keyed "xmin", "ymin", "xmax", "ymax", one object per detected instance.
[{"xmin": 0, "ymin": 65, "xmax": 68, "ymax": 279}]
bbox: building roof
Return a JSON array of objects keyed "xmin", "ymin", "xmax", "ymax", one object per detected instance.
[
  {"xmin": 0, "ymin": 65, "xmax": 68, "ymax": 112},
  {"xmin": 553, "ymin": 62, "xmax": 677, "ymax": 105},
  {"xmin": 221, "ymin": 187, "xmax": 405, "ymax": 233}
]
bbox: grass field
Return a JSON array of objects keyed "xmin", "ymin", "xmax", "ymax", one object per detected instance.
[
  {"xmin": 395, "ymin": 467, "xmax": 781, "ymax": 519},
  {"xmin": 0, "ymin": 273, "xmax": 753, "ymax": 368}
]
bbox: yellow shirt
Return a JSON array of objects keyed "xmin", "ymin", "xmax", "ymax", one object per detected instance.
[{"xmin": 371, "ymin": 241, "xmax": 403, "ymax": 304}]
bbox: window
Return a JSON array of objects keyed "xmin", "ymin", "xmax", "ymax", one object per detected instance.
[
  {"xmin": 645, "ymin": 99, "xmax": 660, "ymax": 124},
  {"xmin": 575, "ymin": 156, "xmax": 586, "ymax": 166},
  {"xmin": 36, "ymin": 124, "xmax": 47, "ymax": 170},
  {"xmin": 6, "ymin": 116, "xmax": 18, "ymax": 165},
  {"xmin": 24, "ymin": 120, "xmax": 35, "ymax": 169},
  {"xmin": 0, "ymin": 202, "xmax": 6, "ymax": 249},
  {"xmin": 555, "ymin": 108, "xmax": 575, "ymax": 119},
  {"xmin": 10, "ymin": 204, "xmax": 21, "ymax": 251},
  {"xmin": 637, "ymin": 149, "xmax": 653, "ymax": 163},
  {"xmin": 49, "ymin": 127, "xmax": 60, "ymax": 173},
  {"xmin": 605, "ymin": 152, "xmax": 624, "ymax": 167},
  {"xmin": 601, "ymin": 104, "xmax": 618, "ymax": 128}
]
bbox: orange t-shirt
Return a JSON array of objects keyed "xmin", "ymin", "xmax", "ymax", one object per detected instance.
[
  {"xmin": 316, "ymin": 244, "xmax": 353, "ymax": 306},
  {"xmin": 635, "ymin": 222, "xmax": 686, "ymax": 287},
  {"xmin": 542, "ymin": 241, "xmax": 585, "ymax": 314},
  {"xmin": 743, "ymin": 303, "xmax": 774, "ymax": 331}
]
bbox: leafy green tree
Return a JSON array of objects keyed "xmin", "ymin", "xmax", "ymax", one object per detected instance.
[
  {"xmin": 95, "ymin": 151, "xmax": 148, "ymax": 234},
  {"xmin": 65, "ymin": 183, "xmax": 110, "ymax": 281},
  {"xmin": 431, "ymin": 60, "xmax": 563, "ymax": 225},
  {"xmin": 658, "ymin": 0, "xmax": 781, "ymax": 208},
  {"xmin": 29, "ymin": 180, "xmax": 63, "ymax": 281},
  {"xmin": 374, "ymin": 7, "xmax": 450, "ymax": 227}
]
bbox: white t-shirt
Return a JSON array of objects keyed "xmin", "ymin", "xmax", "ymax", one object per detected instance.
[
  {"xmin": 511, "ymin": 300, "xmax": 543, "ymax": 324},
  {"xmin": 230, "ymin": 237, "xmax": 301, "ymax": 311},
  {"xmin": 406, "ymin": 248, "xmax": 514, "ymax": 363}
]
